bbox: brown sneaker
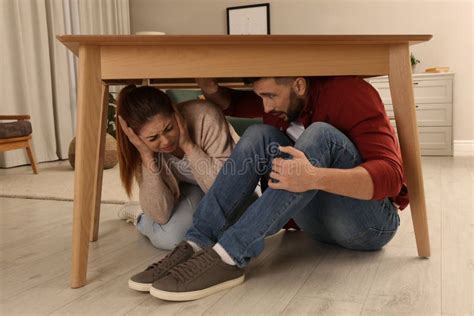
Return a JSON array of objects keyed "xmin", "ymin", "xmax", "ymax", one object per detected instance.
[
  {"xmin": 149, "ymin": 247, "xmax": 245, "ymax": 301},
  {"xmin": 128, "ymin": 241, "xmax": 194, "ymax": 292}
]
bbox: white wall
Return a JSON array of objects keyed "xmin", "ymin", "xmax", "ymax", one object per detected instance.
[{"xmin": 130, "ymin": 0, "xmax": 473, "ymax": 142}]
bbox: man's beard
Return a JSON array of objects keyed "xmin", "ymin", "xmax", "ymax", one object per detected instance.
[{"xmin": 285, "ymin": 91, "xmax": 305, "ymax": 122}]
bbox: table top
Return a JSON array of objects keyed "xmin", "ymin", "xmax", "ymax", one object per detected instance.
[{"xmin": 57, "ymin": 34, "xmax": 432, "ymax": 56}]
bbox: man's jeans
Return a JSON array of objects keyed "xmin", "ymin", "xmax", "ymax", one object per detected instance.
[{"xmin": 185, "ymin": 122, "xmax": 400, "ymax": 267}]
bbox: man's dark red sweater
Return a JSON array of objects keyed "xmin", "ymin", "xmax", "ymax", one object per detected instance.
[{"xmin": 221, "ymin": 76, "xmax": 409, "ymax": 212}]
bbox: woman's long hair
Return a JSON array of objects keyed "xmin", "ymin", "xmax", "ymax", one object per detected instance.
[{"xmin": 116, "ymin": 85, "xmax": 174, "ymax": 197}]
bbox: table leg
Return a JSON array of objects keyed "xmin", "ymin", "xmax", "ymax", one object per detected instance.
[
  {"xmin": 388, "ymin": 43, "xmax": 431, "ymax": 257},
  {"xmin": 89, "ymin": 84, "xmax": 109, "ymax": 242},
  {"xmin": 71, "ymin": 45, "xmax": 105, "ymax": 288}
]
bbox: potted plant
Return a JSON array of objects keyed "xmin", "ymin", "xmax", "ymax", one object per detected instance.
[
  {"xmin": 411, "ymin": 53, "xmax": 420, "ymax": 73},
  {"xmin": 68, "ymin": 93, "xmax": 119, "ymax": 169},
  {"xmin": 106, "ymin": 93, "xmax": 117, "ymax": 138}
]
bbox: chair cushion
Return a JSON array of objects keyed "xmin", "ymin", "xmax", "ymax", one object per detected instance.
[{"xmin": 0, "ymin": 120, "xmax": 32, "ymax": 139}]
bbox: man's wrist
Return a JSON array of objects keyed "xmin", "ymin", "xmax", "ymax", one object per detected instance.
[{"xmin": 309, "ymin": 165, "xmax": 325, "ymax": 191}]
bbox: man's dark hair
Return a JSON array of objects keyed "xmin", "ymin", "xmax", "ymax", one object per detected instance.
[{"xmin": 242, "ymin": 77, "xmax": 296, "ymax": 85}]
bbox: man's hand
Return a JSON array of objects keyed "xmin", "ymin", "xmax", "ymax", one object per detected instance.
[
  {"xmin": 268, "ymin": 146, "xmax": 319, "ymax": 193},
  {"xmin": 195, "ymin": 78, "xmax": 232, "ymax": 111},
  {"xmin": 196, "ymin": 78, "xmax": 219, "ymax": 95}
]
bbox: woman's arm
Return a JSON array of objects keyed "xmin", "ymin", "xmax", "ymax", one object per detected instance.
[
  {"xmin": 138, "ymin": 161, "xmax": 177, "ymax": 225},
  {"xmin": 177, "ymin": 101, "xmax": 235, "ymax": 192},
  {"xmin": 118, "ymin": 116, "xmax": 177, "ymax": 225}
]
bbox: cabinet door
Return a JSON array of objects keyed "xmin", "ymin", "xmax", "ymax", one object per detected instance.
[
  {"xmin": 390, "ymin": 121, "xmax": 453, "ymax": 156},
  {"xmin": 418, "ymin": 127, "xmax": 453, "ymax": 156},
  {"xmin": 384, "ymin": 103, "xmax": 452, "ymax": 126},
  {"xmin": 371, "ymin": 78, "xmax": 453, "ymax": 104}
]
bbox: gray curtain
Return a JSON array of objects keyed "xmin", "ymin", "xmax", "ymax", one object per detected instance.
[{"xmin": 0, "ymin": 0, "xmax": 130, "ymax": 168}]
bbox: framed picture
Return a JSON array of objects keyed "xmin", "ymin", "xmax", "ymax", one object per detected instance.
[{"xmin": 227, "ymin": 3, "xmax": 270, "ymax": 35}]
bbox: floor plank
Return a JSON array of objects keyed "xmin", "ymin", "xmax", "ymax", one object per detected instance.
[
  {"xmin": 0, "ymin": 156, "xmax": 472, "ymax": 315},
  {"xmin": 439, "ymin": 157, "xmax": 473, "ymax": 315},
  {"xmin": 202, "ymin": 232, "xmax": 328, "ymax": 315},
  {"xmin": 361, "ymin": 247, "xmax": 442, "ymax": 315},
  {"xmin": 282, "ymin": 296, "xmax": 363, "ymax": 315}
]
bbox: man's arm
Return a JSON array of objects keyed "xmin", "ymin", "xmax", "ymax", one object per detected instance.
[
  {"xmin": 195, "ymin": 79, "xmax": 233, "ymax": 111},
  {"xmin": 195, "ymin": 78, "xmax": 270, "ymax": 120},
  {"xmin": 312, "ymin": 166, "xmax": 374, "ymax": 200}
]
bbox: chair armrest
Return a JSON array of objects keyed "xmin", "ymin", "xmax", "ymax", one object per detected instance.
[{"xmin": 0, "ymin": 115, "xmax": 31, "ymax": 121}]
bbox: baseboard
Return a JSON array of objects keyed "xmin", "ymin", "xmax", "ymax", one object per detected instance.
[{"xmin": 453, "ymin": 140, "xmax": 474, "ymax": 156}]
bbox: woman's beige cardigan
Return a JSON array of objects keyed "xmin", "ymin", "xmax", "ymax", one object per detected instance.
[{"xmin": 138, "ymin": 100, "xmax": 239, "ymax": 224}]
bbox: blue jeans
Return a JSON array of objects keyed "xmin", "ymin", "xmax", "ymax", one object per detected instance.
[
  {"xmin": 185, "ymin": 122, "xmax": 400, "ymax": 267},
  {"xmin": 137, "ymin": 183, "xmax": 204, "ymax": 250}
]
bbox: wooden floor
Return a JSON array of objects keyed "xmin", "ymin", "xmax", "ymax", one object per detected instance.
[{"xmin": 0, "ymin": 156, "xmax": 472, "ymax": 315}]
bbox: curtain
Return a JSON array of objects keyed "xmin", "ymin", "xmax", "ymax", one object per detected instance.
[{"xmin": 0, "ymin": 0, "xmax": 130, "ymax": 168}]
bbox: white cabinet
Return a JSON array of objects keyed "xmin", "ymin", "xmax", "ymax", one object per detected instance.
[{"xmin": 367, "ymin": 73, "xmax": 454, "ymax": 156}]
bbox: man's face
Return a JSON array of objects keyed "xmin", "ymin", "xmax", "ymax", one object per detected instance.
[{"xmin": 252, "ymin": 78, "xmax": 305, "ymax": 122}]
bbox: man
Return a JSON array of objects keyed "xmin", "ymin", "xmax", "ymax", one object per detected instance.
[{"xmin": 128, "ymin": 76, "xmax": 406, "ymax": 301}]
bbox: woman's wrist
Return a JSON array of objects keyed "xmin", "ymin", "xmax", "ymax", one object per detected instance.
[
  {"xmin": 141, "ymin": 152, "xmax": 156, "ymax": 171},
  {"xmin": 181, "ymin": 141, "xmax": 196, "ymax": 156}
]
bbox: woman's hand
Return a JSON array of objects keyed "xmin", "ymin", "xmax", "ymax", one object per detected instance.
[
  {"xmin": 118, "ymin": 116, "xmax": 154, "ymax": 162},
  {"xmin": 174, "ymin": 109, "xmax": 195, "ymax": 155}
]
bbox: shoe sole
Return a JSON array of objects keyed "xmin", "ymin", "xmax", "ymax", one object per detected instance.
[
  {"xmin": 128, "ymin": 279, "xmax": 152, "ymax": 292},
  {"xmin": 149, "ymin": 275, "xmax": 245, "ymax": 301}
]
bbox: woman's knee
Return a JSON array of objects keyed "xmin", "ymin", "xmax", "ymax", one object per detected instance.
[
  {"xmin": 144, "ymin": 215, "xmax": 193, "ymax": 250},
  {"xmin": 149, "ymin": 232, "xmax": 185, "ymax": 250},
  {"xmin": 138, "ymin": 184, "xmax": 202, "ymax": 250}
]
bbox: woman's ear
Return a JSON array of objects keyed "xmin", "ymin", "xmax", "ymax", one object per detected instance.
[{"xmin": 293, "ymin": 77, "xmax": 307, "ymax": 97}]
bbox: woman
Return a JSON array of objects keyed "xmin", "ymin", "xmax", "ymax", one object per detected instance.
[{"xmin": 116, "ymin": 85, "xmax": 238, "ymax": 250}]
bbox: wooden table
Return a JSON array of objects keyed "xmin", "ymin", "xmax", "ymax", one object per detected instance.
[{"xmin": 58, "ymin": 35, "xmax": 432, "ymax": 288}]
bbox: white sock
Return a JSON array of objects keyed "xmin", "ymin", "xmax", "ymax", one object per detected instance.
[
  {"xmin": 186, "ymin": 240, "xmax": 202, "ymax": 252},
  {"xmin": 213, "ymin": 243, "xmax": 236, "ymax": 266}
]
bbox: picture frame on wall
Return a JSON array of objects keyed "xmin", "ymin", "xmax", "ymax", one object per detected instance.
[{"xmin": 227, "ymin": 3, "xmax": 270, "ymax": 35}]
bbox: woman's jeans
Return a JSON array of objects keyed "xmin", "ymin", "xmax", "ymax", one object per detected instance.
[
  {"xmin": 137, "ymin": 183, "xmax": 204, "ymax": 250},
  {"xmin": 185, "ymin": 122, "xmax": 400, "ymax": 267},
  {"xmin": 136, "ymin": 183, "xmax": 258, "ymax": 250}
]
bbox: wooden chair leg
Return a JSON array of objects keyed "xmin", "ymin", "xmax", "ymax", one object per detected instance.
[
  {"xmin": 25, "ymin": 139, "xmax": 39, "ymax": 174},
  {"xmin": 388, "ymin": 43, "xmax": 431, "ymax": 258}
]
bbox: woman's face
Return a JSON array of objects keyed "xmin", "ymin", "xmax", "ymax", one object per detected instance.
[{"xmin": 138, "ymin": 113, "xmax": 180, "ymax": 154}]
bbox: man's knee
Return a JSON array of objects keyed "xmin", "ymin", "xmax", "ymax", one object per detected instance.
[
  {"xmin": 239, "ymin": 124, "xmax": 288, "ymax": 155},
  {"xmin": 296, "ymin": 122, "xmax": 336, "ymax": 148},
  {"xmin": 241, "ymin": 124, "xmax": 282, "ymax": 140}
]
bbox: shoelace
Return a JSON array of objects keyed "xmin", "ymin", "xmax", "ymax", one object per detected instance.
[
  {"xmin": 169, "ymin": 250, "xmax": 213, "ymax": 283},
  {"xmin": 145, "ymin": 244, "xmax": 190, "ymax": 276}
]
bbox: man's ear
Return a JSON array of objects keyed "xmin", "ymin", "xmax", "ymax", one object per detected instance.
[{"xmin": 293, "ymin": 77, "xmax": 307, "ymax": 97}]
